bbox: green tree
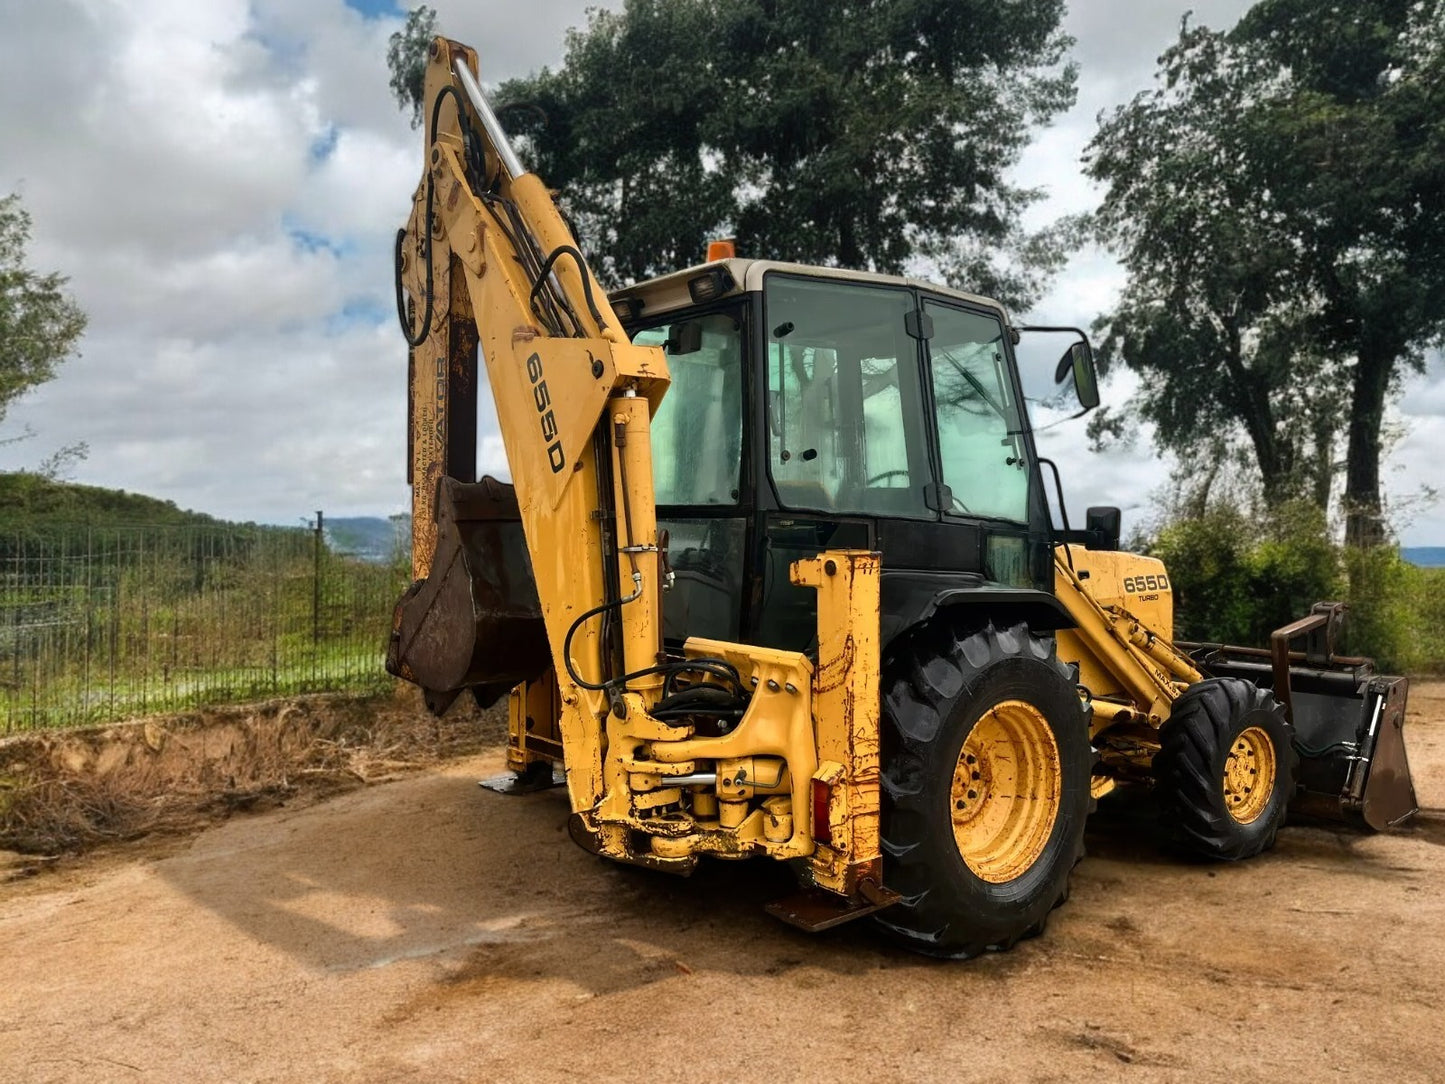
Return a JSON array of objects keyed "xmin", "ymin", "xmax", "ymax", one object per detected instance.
[
  {"xmin": 1084, "ymin": 22, "xmax": 1347, "ymax": 509},
  {"xmin": 1086, "ymin": 2, "xmax": 1445, "ymax": 545},
  {"xmin": 387, "ymin": 4, "xmax": 438, "ymax": 130},
  {"xmin": 388, "ymin": 0, "xmax": 1078, "ymax": 306},
  {"xmin": 0, "ymin": 193, "xmax": 86, "ymax": 430}
]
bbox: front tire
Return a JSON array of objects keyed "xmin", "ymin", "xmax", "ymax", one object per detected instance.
[
  {"xmin": 876, "ymin": 623, "xmax": 1092, "ymax": 958},
  {"xmin": 1153, "ymin": 677, "xmax": 1297, "ymax": 860}
]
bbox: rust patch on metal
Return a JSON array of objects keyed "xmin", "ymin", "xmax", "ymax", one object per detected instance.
[{"xmin": 813, "ymin": 633, "xmax": 856, "ymax": 695}]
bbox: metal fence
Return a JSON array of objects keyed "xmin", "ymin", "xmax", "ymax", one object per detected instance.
[{"xmin": 0, "ymin": 524, "xmax": 407, "ymax": 733}]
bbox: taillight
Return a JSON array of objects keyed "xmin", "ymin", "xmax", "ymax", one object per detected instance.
[{"xmin": 811, "ymin": 777, "xmax": 833, "ymax": 845}]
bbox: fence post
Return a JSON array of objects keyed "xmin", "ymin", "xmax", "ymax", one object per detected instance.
[{"xmin": 313, "ymin": 510, "xmax": 323, "ymax": 647}]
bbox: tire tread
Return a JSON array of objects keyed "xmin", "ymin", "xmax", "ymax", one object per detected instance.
[
  {"xmin": 1154, "ymin": 676, "xmax": 1298, "ymax": 860},
  {"xmin": 877, "ymin": 621, "xmax": 1090, "ymax": 959}
]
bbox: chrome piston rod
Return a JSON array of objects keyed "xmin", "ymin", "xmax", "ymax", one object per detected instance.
[
  {"xmin": 666, "ymin": 773, "xmax": 719, "ymax": 788},
  {"xmin": 452, "ymin": 59, "xmax": 525, "ymax": 180}
]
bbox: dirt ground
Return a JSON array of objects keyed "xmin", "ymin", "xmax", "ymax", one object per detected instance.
[{"xmin": 1, "ymin": 684, "xmax": 1442, "ymax": 1083}]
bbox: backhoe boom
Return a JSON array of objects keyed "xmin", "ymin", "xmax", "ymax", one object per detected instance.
[{"xmin": 386, "ymin": 38, "xmax": 886, "ymax": 905}]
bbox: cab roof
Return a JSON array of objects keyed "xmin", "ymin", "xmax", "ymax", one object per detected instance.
[{"xmin": 609, "ymin": 258, "xmax": 1013, "ymax": 327}]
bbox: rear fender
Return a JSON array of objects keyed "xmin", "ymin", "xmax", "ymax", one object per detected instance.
[{"xmin": 880, "ymin": 571, "xmax": 1073, "ymax": 650}]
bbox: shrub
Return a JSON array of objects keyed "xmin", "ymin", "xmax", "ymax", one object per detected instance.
[
  {"xmin": 1151, "ymin": 505, "xmax": 1255, "ymax": 643},
  {"xmin": 1343, "ymin": 548, "xmax": 1445, "ymax": 673},
  {"xmin": 1145, "ymin": 499, "xmax": 1441, "ymax": 673},
  {"xmin": 1151, "ymin": 500, "xmax": 1342, "ymax": 647}
]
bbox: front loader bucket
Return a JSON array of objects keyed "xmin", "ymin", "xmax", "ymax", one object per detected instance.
[
  {"xmin": 1181, "ymin": 603, "xmax": 1419, "ymax": 831},
  {"xmin": 1289, "ymin": 672, "xmax": 1416, "ymax": 830},
  {"xmin": 386, "ymin": 476, "xmax": 550, "ymax": 713}
]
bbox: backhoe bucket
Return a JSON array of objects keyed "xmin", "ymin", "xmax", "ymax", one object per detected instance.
[
  {"xmin": 386, "ymin": 476, "xmax": 550, "ymax": 713},
  {"xmin": 1181, "ymin": 603, "xmax": 1419, "ymax": 831}
]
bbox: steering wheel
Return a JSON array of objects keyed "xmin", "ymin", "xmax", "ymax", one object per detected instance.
[{"xmin": 868, "ymin": 470, "xmax": 911, "ymax": 486}]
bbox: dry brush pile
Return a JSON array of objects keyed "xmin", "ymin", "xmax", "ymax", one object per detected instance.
[{"xmin": 0, "ymin": 685, "xmax": 504, "ymax": 858}]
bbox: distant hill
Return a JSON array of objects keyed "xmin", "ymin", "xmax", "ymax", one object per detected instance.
[
  {"xmin": 0, "ymin": 471, "xmax": 222, "ymax": 528},
  {"xmin": 1403, "ymin": 547, "xmax": 1445, "ymax": 568},
  {"xmin": 325, "ymin": 516, "xmax": 406, "ymax": 563},
  {"xmin": 1, "ymin": 474, "xmax": 410, "ymax": 563}
]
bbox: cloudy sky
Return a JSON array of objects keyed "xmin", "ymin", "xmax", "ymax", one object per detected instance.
[{"xmin": 0, "ymin": 0, "xmax": 1440, "ymax": 543}]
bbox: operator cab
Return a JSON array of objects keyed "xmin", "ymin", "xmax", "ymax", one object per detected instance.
[{"xmin": 613, "ymin": 260, "xmax": 1089, "ymax": 655}]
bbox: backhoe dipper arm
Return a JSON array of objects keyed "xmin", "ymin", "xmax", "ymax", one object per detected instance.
[
  {"xmin": 394, "ymin": 39, "xmax": 884, "ymax": 897},
  {"xmin": 396, "ymin": 39, "xmax": 671, "ymax": 809}
]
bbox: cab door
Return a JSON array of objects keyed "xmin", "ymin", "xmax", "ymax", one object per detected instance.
[{"xmin": 920, "ymin": 298, "xmax": 1047, "ymax": 590}]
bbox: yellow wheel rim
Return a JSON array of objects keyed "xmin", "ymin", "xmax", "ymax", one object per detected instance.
[
  {"xmin": 1223, "ymin": 725, "xmax": 1276, "ymax": 824},
  {"xmin": 950, "ymin": 700, "xmax": 1062, "ymax": 884}
]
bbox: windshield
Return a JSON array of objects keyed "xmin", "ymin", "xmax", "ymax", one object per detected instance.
[{"xmin": 632, "ymin": 311, "xmax": 744, "ymax": 505}]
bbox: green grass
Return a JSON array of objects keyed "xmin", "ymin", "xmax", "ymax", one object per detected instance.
[
  {"xmin": 2, "ymin": 646, "xmax": 394, "ymax": 732},
  {"xmin": 2, "ymin": 516, "xmax": 408, "ymax": 733}
]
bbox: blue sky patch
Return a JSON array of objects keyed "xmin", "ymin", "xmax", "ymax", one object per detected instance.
[
  {"xmin": 310, "ymin": 125, "xmax": 340, "ymax": 164},
  {"xmin": 283, "ymin": 215, "xmax": 356, "ymax": 259},
  {"xmin": 327, "ymin": 297, "xmax": 392, "ymax": 334},
  {"xmin": 343, "ymin": 0, "xmax": 403, "ymax": 19}
]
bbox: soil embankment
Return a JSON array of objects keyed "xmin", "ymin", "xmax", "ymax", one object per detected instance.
[{"xmin": 0, "ymin": 688, "xmax": 504, "ymax": 858}]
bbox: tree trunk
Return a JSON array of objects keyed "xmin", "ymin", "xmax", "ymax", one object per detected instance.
[
  {"xmin": 837, "ymin": 212, "xmax": 861, "ymax": 269},
  {"xmin": 1310, "ymin": 410, "xmax": 1335, "ymax": 513},
  {"xmin": 1219, "ymin": 317, "xmax": 1290, "ymax": 503},
  {"xmin": 1188, "ymin": 446, "xmax": 1224, "ymax": 518},
  {"xmin": 1343, "ymin": 343, "xmax": 1393, "ymax": 548}
]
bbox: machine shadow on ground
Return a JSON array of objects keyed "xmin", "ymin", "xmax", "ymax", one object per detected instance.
[
  {"xmin": 146, "ymin": 749, "xmax": 1440, "ymax": 1001},
  {"xmin": 153, "ymin": 763, "xmax": 944, "ymax": 995}
]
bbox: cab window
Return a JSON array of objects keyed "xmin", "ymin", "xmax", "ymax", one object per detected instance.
[
  {"xmin": 765, "ymin": 276, "xmax": 930, "ymax": 518},
  {"xmin": 633, "ymin": 311, "xmax": 744, "ymax": 506},
  {"xmin": 925, "ymin": 302, "xmax": 1029, "ymax": 523}
]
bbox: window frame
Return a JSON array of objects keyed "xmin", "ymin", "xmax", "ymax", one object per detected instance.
[
  {"xmin": 760, "ymin": 271, "xmax": 936, "ymax": 521},
  {"xmin": 920, "ymin": 296, "xmax": 1037, "ymax": 528}
]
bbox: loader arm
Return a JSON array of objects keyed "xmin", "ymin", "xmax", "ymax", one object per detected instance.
[
  {"xmin": 1052, "ymin": 547, "xmax": 1202, "ymax": 727},
  {"xmin": 387, "ymin": 39, "xmax": 886, "ymax": 902},
  {"xmin": 1052, "ymin": 544, "xmax": 1418, "ymax": 829}
]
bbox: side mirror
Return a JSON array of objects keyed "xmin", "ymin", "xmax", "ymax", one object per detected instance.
[
  {"xmin": 1054, "ymin": 341, "xmax": 1100, "ymax": 411},
  {"xmin": 1085, "ymin": 505, "xmax": 1121, "ymax": 551},
  {"xmin": 666, "ymin": 321, "xmax": 704, "ymax": 356}
]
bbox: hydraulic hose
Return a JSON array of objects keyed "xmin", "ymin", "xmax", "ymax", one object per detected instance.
[
  {"xmin": 394, "ymin": 85, "xmax": 480, "ymax": 348},
  {"xmin": 528, "ymin": 244, "xmax": 608, "ymax": 333}
]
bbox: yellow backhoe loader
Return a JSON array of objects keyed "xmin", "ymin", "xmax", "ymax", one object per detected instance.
[{"xmin": 386, "ymin": 39, "xmax": 1418, "ymax": 957}]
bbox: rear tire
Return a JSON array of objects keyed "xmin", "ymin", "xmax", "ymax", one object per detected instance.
[
  {"xmin": 876, "ymin": 623, "xmax": 1092, "ymax": 958},
  {"xmin": 1154, "ymin": 677, "xmax": 1297, "ymax": 860}
]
